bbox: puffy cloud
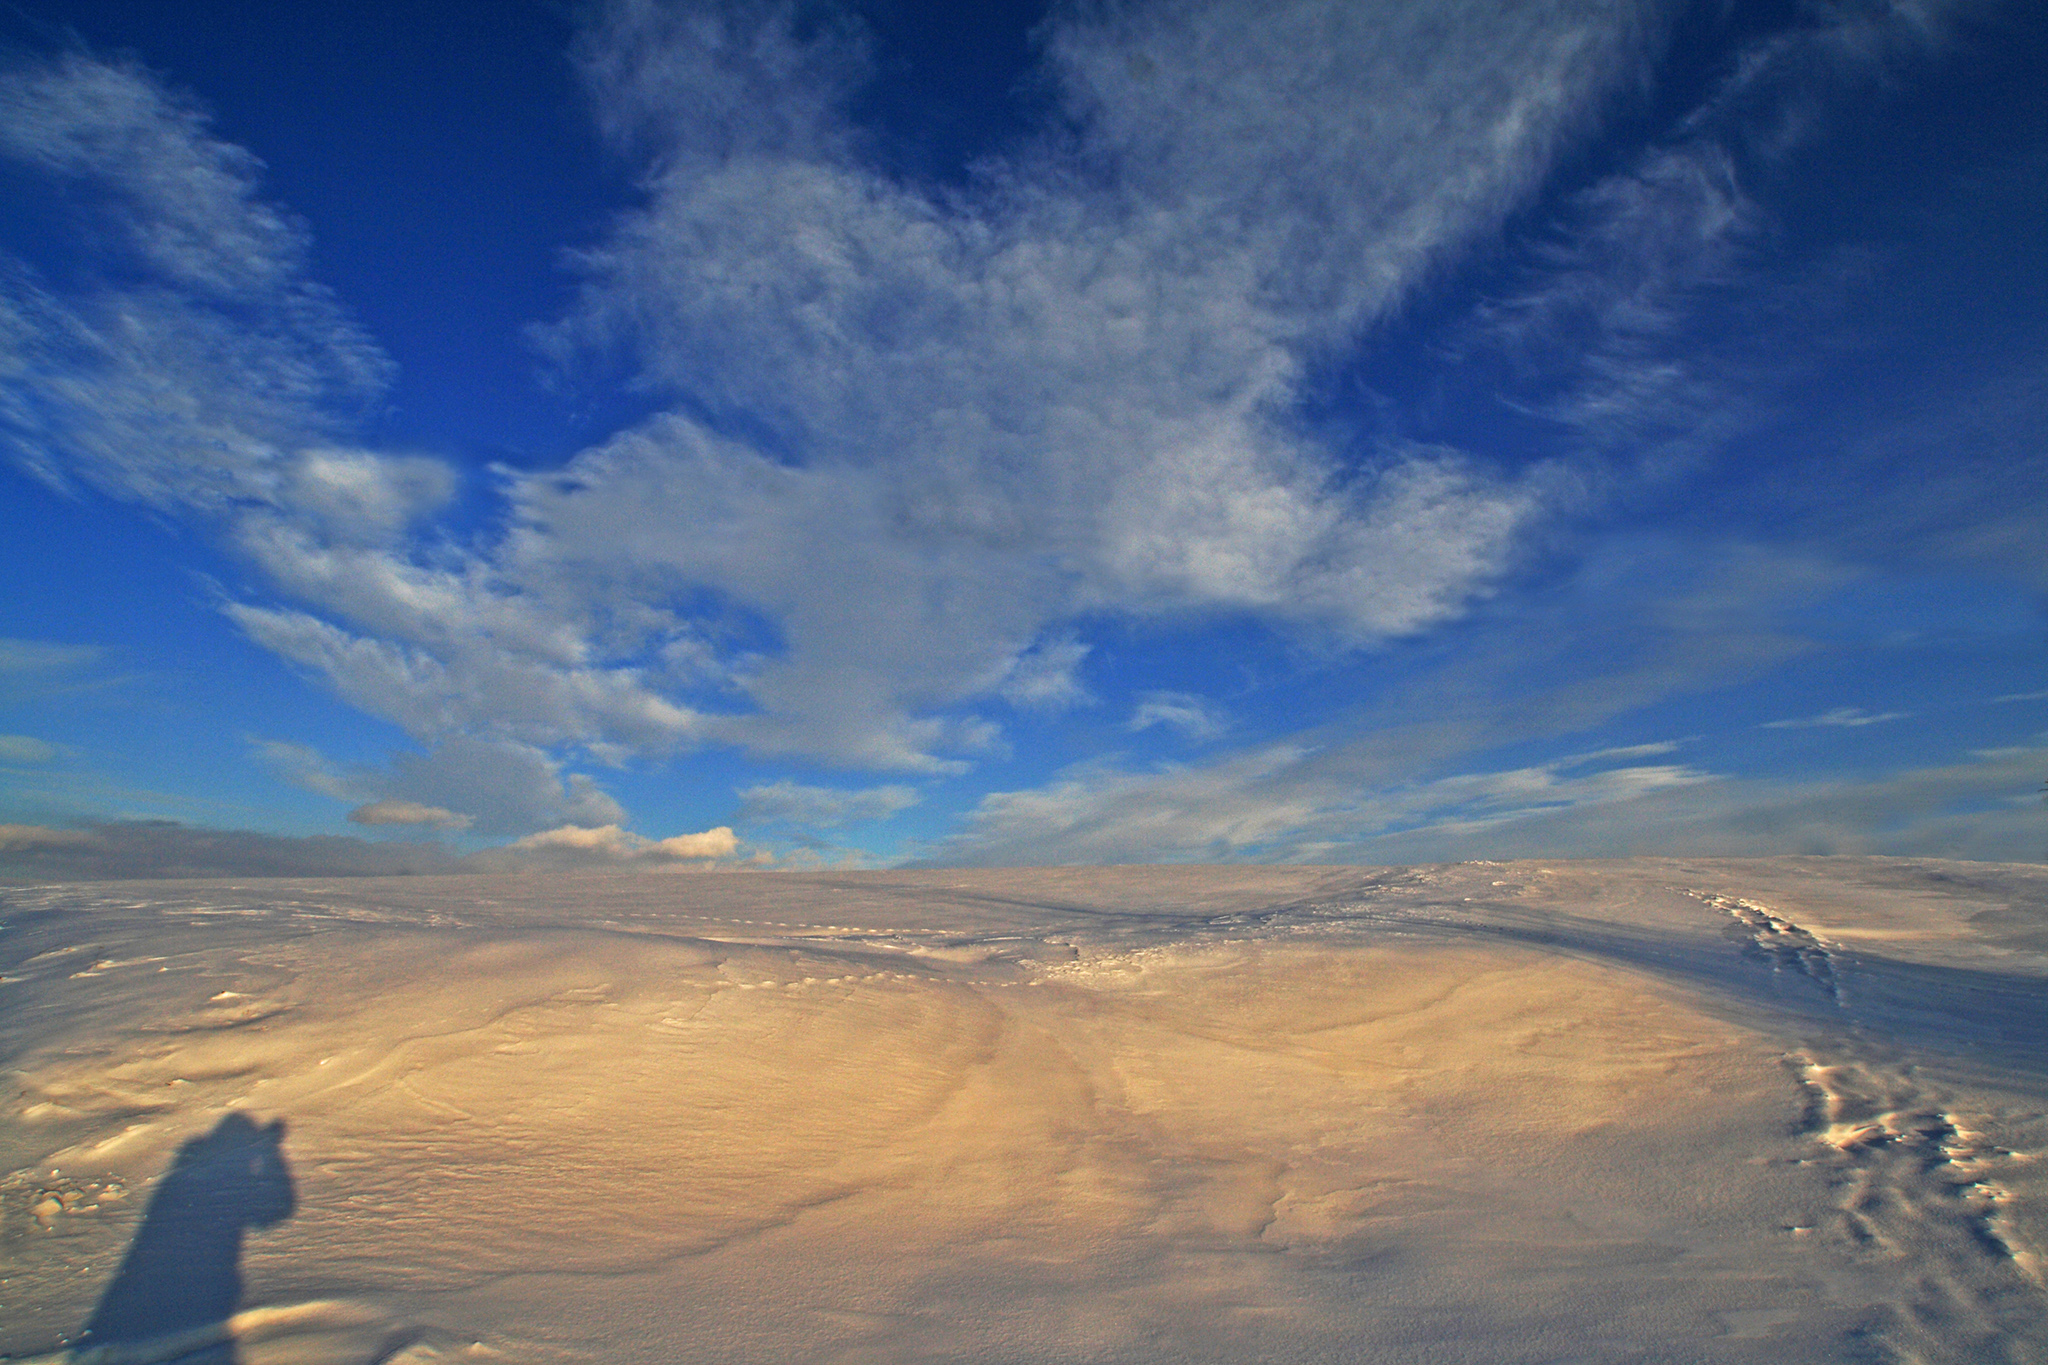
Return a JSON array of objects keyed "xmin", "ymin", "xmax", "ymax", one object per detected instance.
[
  {"xmin": 653, "ymin": 826, "xmax": 740, "ymax": 859},
  {"xmin": 735, "ymin": 779, "xmax": 920, "ymax": 828},
  {"xmin": 226, "ymin": 603, "xmax": 708, "ymax": 754},
  {"xmin": 0, "ymin": 735, "xmax": 58, "ymax": 764},
  {"xmin": 271, "ymin": 449, "xmax": 457, "ymax": 547},
  {"xmin": 346, "ymin": 799, "xmax": 472, "ymax": 830},
  {"xmin": 483, "ymin": 822, "xmax": 742, "ymax": 869}
]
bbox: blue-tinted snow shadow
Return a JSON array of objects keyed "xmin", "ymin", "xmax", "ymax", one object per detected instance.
[{"xmin": 77, "ymin": 1112, "xmax": 296, "ymax": 1359}]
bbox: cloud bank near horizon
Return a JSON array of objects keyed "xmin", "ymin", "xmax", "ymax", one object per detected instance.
[{"xmin": 0, "ymin": 817, "xmax": 751, "ymax": 881}]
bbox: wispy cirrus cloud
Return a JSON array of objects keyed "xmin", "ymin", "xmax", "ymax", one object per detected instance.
[
  {"xmin": 735, "ymin": 779, "xmax": 920, "ymax": 828},
  {"xmin": 4, "ymin": 0, "xmax": 2029, "ymax": 874},
  {"xmin": 1, "ymin": 0, "xmax": 1661, "ymax": 780},
  {"xmin": 926, "ymin": 740, "xmax": 2048, "ymax": 868},
  {"xmin": 0, "ymin": 734, "xmax": 59, "ymax": 764},
  {"xmin": 922, "ymin": 741, "xmax": 1715, "ymax": 868},
  {"xmin": 0, "ymin": 638, "xmax": 101, "ymax": 671},
  {"xmin": 1444, "ymin": 0, "xmax": 1984, "ymax": 487},
  {"xmin": 0, "ymin": 637, "xmax": 110, "ymax": 706},
  {"xmin": 0, "ymin": 56, "xmax": 390, "ymax": 511},
  {"xmin": 1761, "ymin": 707, "xmax": 1911, "ymax": 729},
  {"xmin": 1127, "ymin": 692, "xmax": 1228, "ymax": 740}
]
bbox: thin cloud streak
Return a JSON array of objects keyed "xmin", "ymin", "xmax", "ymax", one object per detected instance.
[
  {"xmin": 0, "ymin": 817, "xmax": 754, "ymax": 880},
  {"xmin": 926, "ymin": 744, "xmax": 2048, "ymax": 868},
  {"xmin": 735, "ymin": 779, "xmax": 920, "ymax": 828},
  {"xmin": 1762, "ymin": 707, "xmax": 1912, "ymax": 729}
]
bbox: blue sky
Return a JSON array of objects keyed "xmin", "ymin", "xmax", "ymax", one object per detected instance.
[{"xmin": 1, "ymin": 0, "xmax": 2044, "ymax": 877}]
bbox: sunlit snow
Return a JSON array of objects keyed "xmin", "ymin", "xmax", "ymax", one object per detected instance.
[{"xmin": 2, "ymin": 857, "xmax": 2043, "ymax": 1362}]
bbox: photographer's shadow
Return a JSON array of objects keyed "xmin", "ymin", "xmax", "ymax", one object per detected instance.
[{"xmin": 78, "ymin": 1112, "xmax": 296, "ymax": 1359}]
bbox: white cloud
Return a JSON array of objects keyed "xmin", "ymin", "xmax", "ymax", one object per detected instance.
[
  {"xmin": 1127, "ymin": 692, "xmax": 1227, "ymax": 740},
  {"xmin": 925, "ymin": 735, "xmax": 2048, "ymax": 868},
  {"xmin": 0, "ymin": 58, "xmax": 389, "ymax": 511},
  {"xmin": 272, "ymin": 449, "xmax": 457, "ymax": 547},
  {"xmin": 1419, "ymin": 745, "xmax": 2048, "ymax": 864},
  {"xmin": 0, "ymin": 0, "xmax": 1654, "ymax": 777},
  {"xmin": 926, "ymin": 741, "xmax": 1714, "ymax": 867},
  {"xmin": 1467, "ymin": 142, "xmax": 1759, "ymax": 456},
  {"xmin": 1761, "ymin": 707, "xmax": 1910, "ymax": 729},
  {"xmin": 477, "ymin": 0, "xmax": 1657, "ymax": 767},
  {"xmin": 998, "ymin": 637, "xmax": 1093, "ymax": 711},
  {"xmin": 488, "ymin": 822, "xmax": 742, "ymax": 868},
  {"xmin": 255, "ymin": 734, "xmax": 624, "ymax": 837},
  {"xmin": 7, "ymin": 5, "xmax": 1959, "ymax": 795},
  {"xmin": 0, "ymin": 734, "xmax": 58, "ymax": 764},
  {"xmin": 0, "ymin": 817, "xmax": 752, "ymax": 880},
  {"xmin": 0, "ymin": 55, "xmax": 306, "ymax": 296},
  {"xmin": 228, "ymin": 605, "xmax": 706, "ymax": 754},
  {"xmin": 253, "ymin": 738, "xmax": 356, "ymax": 799},
  {"xmin": 735, "ymin": 779, "xmax": 920, "ymax": 828},
  {"xmin": 653, "ymin": 826, "xmax": 740, "ymax": 859},
  {"xmin": 1561, "ymin": 741, "xmax": 1683, "ymax": 762},
  {"xmin": 346, "ymin": 799, "xmax": 471, "ymax": 830},
  {"xmin": 506, "ymin": 824, "xmax": 640, "ymax": 852},
  {"xmin": 381, "ymin": 737, "xmax": 625, "ymax": 836}
]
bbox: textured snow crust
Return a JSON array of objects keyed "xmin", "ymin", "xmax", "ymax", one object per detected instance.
[{"xmin": 1, "ymin": 857, "xmax": 2044, "ymax": 1363}]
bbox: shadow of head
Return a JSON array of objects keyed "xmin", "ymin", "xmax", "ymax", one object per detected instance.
[{"xmin": 81, "ymin": 1112, "xmax": 296, "ymax": 1347}]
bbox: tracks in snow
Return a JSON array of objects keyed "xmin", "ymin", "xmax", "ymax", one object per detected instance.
[
  {"xmin": 1692, "ymin": 891, "xmax": 1843, "ymax": 1004},
  {"xmin": 1685, "ymin": 888, "xmax": 2047, "ymax": 1359},
  {"xmin": 1791, "ymin": 1052, "xmax": 2047, "ymax": 1362}
]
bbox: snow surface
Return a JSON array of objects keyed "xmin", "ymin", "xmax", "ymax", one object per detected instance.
[{"xmin": 1, "ymin": 857, "xmax": 2044, "ymax": 1363}]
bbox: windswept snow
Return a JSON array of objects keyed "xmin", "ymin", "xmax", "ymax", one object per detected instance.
[{"xmin": 1, "ymin": 857, "xmax": 2043, "ymax": 1363}]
